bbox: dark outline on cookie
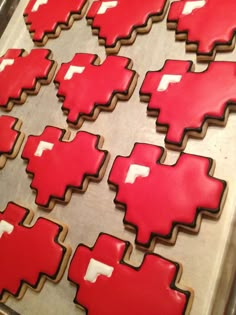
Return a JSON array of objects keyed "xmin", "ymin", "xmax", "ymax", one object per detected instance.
[
  {"xmin": 21, "ymin": 126, "xmax": 109, "ymax": 210},
  {"xmin": 86, "ymin": 0, "xmax": 169, "ymax": 54},
  {"xmin": 68, "ymin": 232, "xmax": 193, "ymax": 315},
  {"xmin": 140, "ymin": 59, "xmax": 236, "ymax": 151},
  {"xmin": 167, "ymin": 2, "xmax": 236, "ymax": 62},
  {"xmin": 108, "ymin": 143, "xmax": 227, "ymax": 249},
  {"xmin": 0, "ymin": 201, "xmax": 71, "ymax": 303},
  {"xmin": 54, "ymin": 54, "xmax": 138, "ymax": 128},
  {"xmin": 0, "ymin": 49, "xmax": 56, "ymax": 110},
  {"xmin": 23, "ymin": 0, "xmax": 89, "ymax": 46},
  {"xmin": 0, "ymin": 115, "xmax": 25, "ymax": 169}
]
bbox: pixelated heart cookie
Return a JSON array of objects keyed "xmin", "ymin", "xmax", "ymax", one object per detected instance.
[
  {"xmin": 0, "ymin": 116, "xmax": 24, "ymax": 169},
  {"xmin": 167, "ymin": 0, "xmax": 236, "ymax": 61},
  {"xmin": 24, "ymin": 0, "xmax": 89, "ymax": 45},
  {"xmin": 108, "ymin": 143, "xmax": 227, "ymax": 248},
  {"xmin": 140, "ymin": 59, "xmax": 236, "ymax": 150},
  {"xmin": 86, "ymin": 0, "xmax": 169, "ymax": 54},
  {"xmin": 21, "ymin": 126, "xmax": 109, "ymax": 210},
  {"xmin": 68, "ymin": 233, "xmax": 193, "ymax": 315},
  {"xmin": 0, "ymin": 202, "xmax": 71, "ymax": 302},
  {"xmin": 0, "ymin": 49, "xmax": 56, "ymax": 110},
  {"xmin": 54, "ymin": 53, "xmax": 138, "ymax": 128}
]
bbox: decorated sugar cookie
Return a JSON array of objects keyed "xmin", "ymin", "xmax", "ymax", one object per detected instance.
[
  {"xmin": 68, "ymin": 233, "xmax": 193, "ymax": 315},
  {"xmin": 167, "ymin": 0, "xmax": 236, "ymax": 61},
  {"xmin": 86, "ymin": 0, "xmax": 168, "ymax": 54},
  {"xmin": 54, "ymin": 53, "xmax": 137, "ymax": 128},
  {"xmin": 0, "ymin": 49, "xmax": 56, "ymax": 110},
  {"xmin": 24, "ymin": 0, "xmax": 89, "ymax": 45},
  {"xmin": 140, "ymin": 60, "xmax": 236, "ymax": 150},
  {"xmin": 21, "ymin": 126, "xmax": 109, "ymax": 209},
  {"xmin": 0, "ymin": 202, "xmax": 71, "ymax": 302},
  {"xmin": 108, "ymin": 143, "xmax": 227, "ymax": 248},
  {"xmin": 0, "ymin": 116, "xmax": 24, "ymax": 169}
]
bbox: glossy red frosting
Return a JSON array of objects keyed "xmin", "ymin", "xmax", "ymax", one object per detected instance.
[
  {"xmin": 24, "ymin": 0, "xmax": 87, "ymax": 42},
  {"xmin": 0, "ymin": 116, "xmax": 20, "ymax": 154},
  {"xmin": 54, "ymin": 53, "xmax": 136, "ymax": 126},
  {"xmin": 168, "ymin": 0, "xmax": 236, "ymax": 56},
  {"xmin": 108, "ymin": 143, "xmax": 226, "ymax": 246},
  {"xmin": 0, "ymin": 202, "xmax": 67, "ymax": 300},
  {"xmin": 87, "ymin": 0, "xmax": 167, "ymax": 49},
  {"xmin": 0, "ymin": 49, "xmax": 54, "ymax": 108},
  {"xmin": 21, "ymin": 126, "xmax": 108, "ymax": 208},
  {"xmin": 68, "ymin": 233, "xmax": 191, "ymax": 315},
  {"xmin": 140, "ymin": 60, "xmax": 236, "ymax": 148}
]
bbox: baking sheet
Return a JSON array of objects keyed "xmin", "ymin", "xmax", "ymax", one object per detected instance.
[
  {"xmin": 1, "ymin": 1, "xmax": 236, "ymax": 314},
  {"xmin": 0, "ymin": 0, "xmax": 19, "ymax": 37}
]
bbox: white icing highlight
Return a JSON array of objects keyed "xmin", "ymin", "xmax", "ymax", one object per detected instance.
[
  {"xmin": 35, "ymin": 141, "xmax": 54, "ymax": 157},
  {"xmin": 157, "ymin": 74, "xmax": 182, "ymax": 91},
  {"xmin": 32, "ymin": 0, "xmax": 48, "ymax": 12},
  {"xmin": 0, "ymin": 59, "xmax": 14, "ymax": 72},
  {"xmin": 64, "ymin": 66, "xmax": 85, "ymax": 80},
  {"xmin": 0, "ymin": 220, "xmax": 14, "ymax": 238},
  {"xmin": 84, "ymin": 258, "xmax": 114, "ymax": 283},
  {"xmin": 125, "ymin": 164, "xmax": 150, "ymax": 184},
  {"xmin": 182, "ymin": 0, "xmax": 206, "ymax": 15},
  {"xmin": 97, "ymin": 1, "xmax": 118, "ymax": 14}
]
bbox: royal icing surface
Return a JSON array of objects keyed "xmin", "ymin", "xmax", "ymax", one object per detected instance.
[
  {"xmin": 168, "ymin": 0, "xmax": 236, "ymax": 59},
  {"xmin": 0, "ymin": 49, "xmax": 55, "ymax": 110},
  {"xmin": 0, "ymin": 116, "xmax": 21, "ymax": 156},
  {"xmin": 140, "ymin": 60, "xmax": 236, "ymax": 149},
  {"xmin": 54, "ymin": 53, "xmax": 137, "ymax": 127},
  {"xmin": 108, "ymin": 143, "xmax": 226, "ymax": 247},
  {"xmin": 68, "ymin": 233, "xmax": 192, "ymax": 315},
  {"xmin": 0, "ymin": 202, "xmax": 70, "ymax": 302},
  {"xmin": 86, "ymin": 0, "xmax": 167, "ymax": 53},
  {"xmin": 21, "ymin": 126, "xmax": 108, "ymax": 209},
  {"xmin": 24, "ymin": 0, "xmax": 88, "ymax": 44},
  {"xmin": 0, "ymin": 115, "xmax": 24, "ymax": 168}
]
